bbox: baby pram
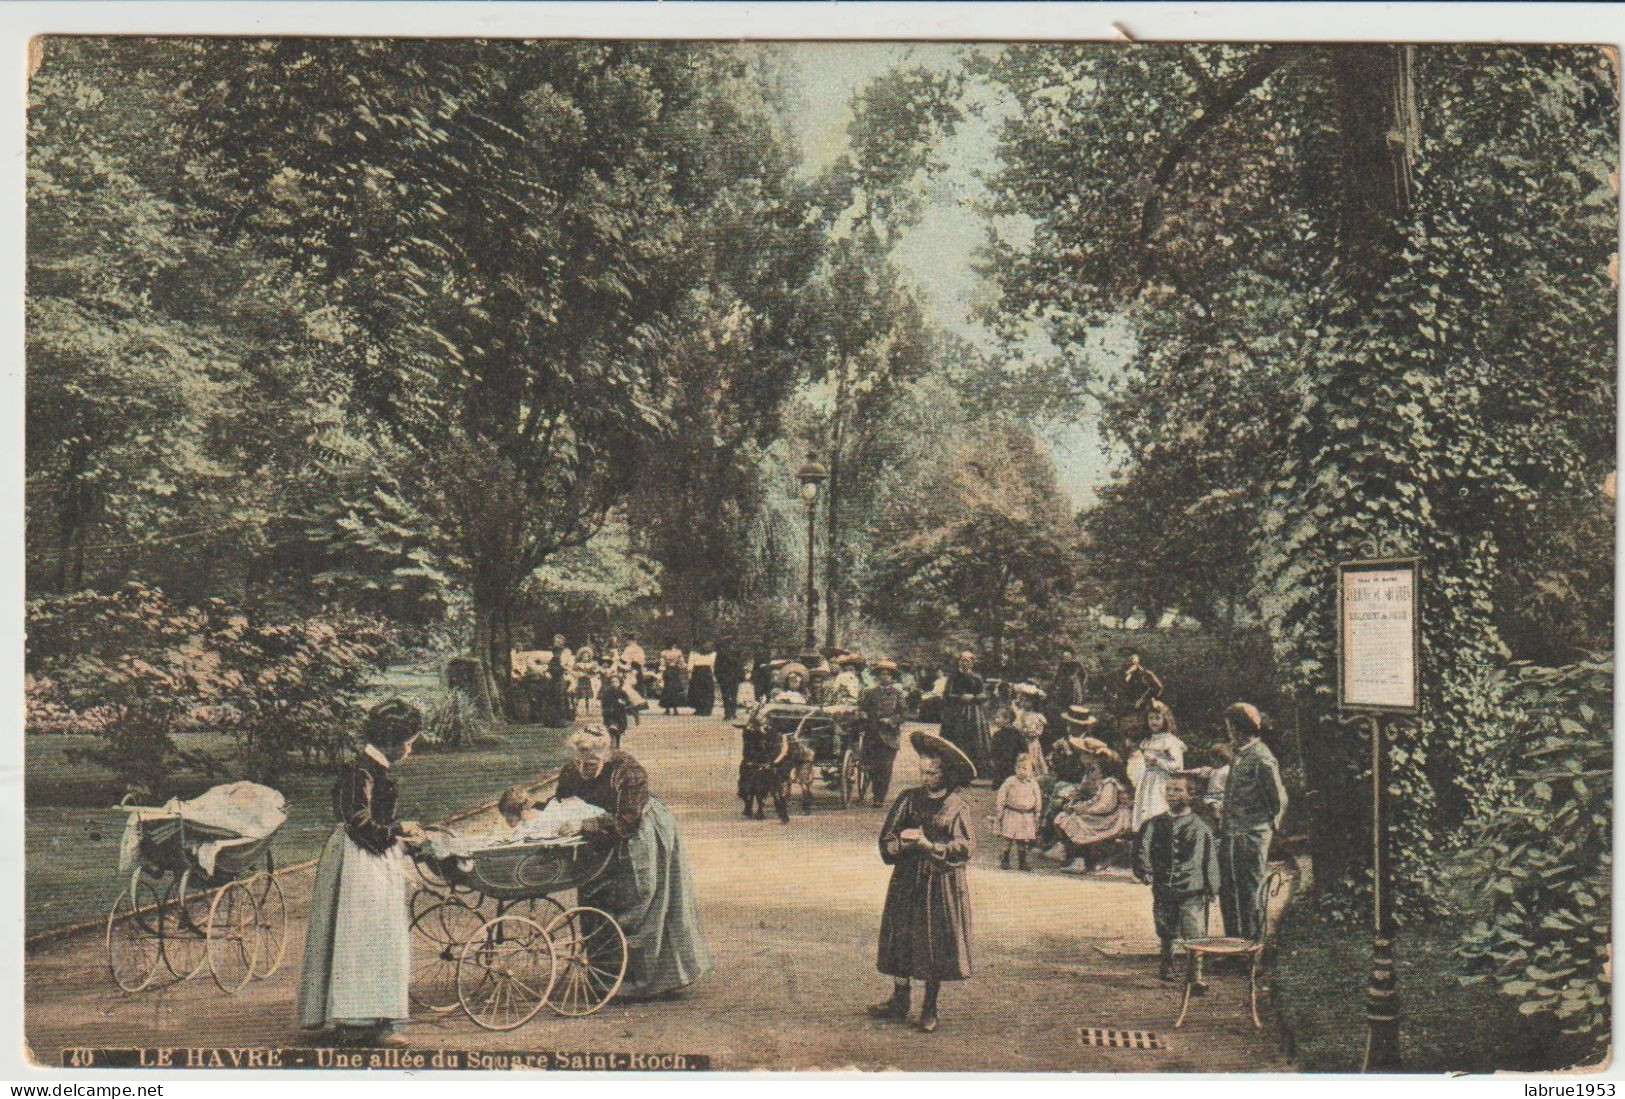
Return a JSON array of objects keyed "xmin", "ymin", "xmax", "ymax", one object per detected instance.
[
  {"xmin": 106, "ymin": 781, "xmax": 288, "ymax": 995},
  {"xmin": 407, "ymin": 805, "xmax": 629, "ymax": 1030}
]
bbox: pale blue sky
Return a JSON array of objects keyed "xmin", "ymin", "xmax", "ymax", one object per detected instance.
[{"xmin": 780, "ymin": 43, "xmax": 1114, "ymax": 507}]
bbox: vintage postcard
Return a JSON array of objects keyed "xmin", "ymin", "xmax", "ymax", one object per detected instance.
[{"xmin": 16, "ymin": 24, "xmax": 1617, "ymax": 1077}]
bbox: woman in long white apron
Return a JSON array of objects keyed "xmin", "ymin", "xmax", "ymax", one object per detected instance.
[
  {"xmin": 1130, "ymin": 701, "xmax": 1186, "ymax": 832},
  {"xmin": 298, "ymin": 700, "xmax": 425, "ymax": 1045}
]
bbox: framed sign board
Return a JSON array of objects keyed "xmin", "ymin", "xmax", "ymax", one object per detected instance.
[{"xmin": 1338, "ymin": 557, "xmax": 1421, "ymax": 714}]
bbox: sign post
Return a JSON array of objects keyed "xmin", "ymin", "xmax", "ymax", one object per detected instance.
[{"xmin": 1337, "ymin": 557, "xmax": 1420, "ymax": 1074}]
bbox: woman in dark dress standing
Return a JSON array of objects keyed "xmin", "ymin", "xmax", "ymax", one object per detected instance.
[
  {"xmin": 686, "ymin": 642, "xmax": 717, "ymax": 717},
  {"xmin": 658, "ymin": 642, "xmax": 688, "ymax": 716},
  {"xmin": 298, "ymin": 700, "xmax": 426, "ymax": 1045},
  {"xmin": 867, "ymin": 730, "xmax": 975, "ymax": 1033},
  {"xmin": 939, "ymin": 651, "xmax": 991, "ymax": 782},
  {"xmin": 551, "ymin": 729, "xmax": 712, "ymax": 998}
]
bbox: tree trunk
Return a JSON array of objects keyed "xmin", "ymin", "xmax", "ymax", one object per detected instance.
[{"xmin": 1296, "ymin": 45, "xmax": 1417, "ymax": 896}]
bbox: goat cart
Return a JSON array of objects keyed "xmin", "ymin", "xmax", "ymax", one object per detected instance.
[
  {"xmin": 408, "ymin": 833, "xmax": 629, "ymax": 1030},
  {"xmin": 106, "ymin": 782, "xmax": 289, "ymax": 995},
  {"xmin": 753, "ymin": 701, "xmax": 866, "ymax": 812}
]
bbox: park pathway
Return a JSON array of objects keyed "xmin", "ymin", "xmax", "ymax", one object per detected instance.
[{"xmin": 24, "ymin": 714, "xmax": 1291, "ymax": 1072}]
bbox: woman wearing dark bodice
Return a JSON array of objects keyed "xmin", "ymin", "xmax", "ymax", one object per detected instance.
[
  {"xmin": 939, "ymin": 651, "xmax": 991, "ymax": 780},
  {"xmin": 552, "ymin": 730, "xmax": 712, "ymax": 999},
  {"xmin": 298, "ymin": 700, "xmax": 426, "ymax": 1045}
]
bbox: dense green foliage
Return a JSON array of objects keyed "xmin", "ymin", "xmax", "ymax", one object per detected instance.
[
  {"xmin": 1459, "ymin": 658, "xmax": 1612, "ymax": 1060},
  {"xmin": 978, "ymin": 44, "xmax": 1615, "ymax": 909},
  {"xmin": 26, "ymin": 583, "xmax": 395, "ymax": 793}
]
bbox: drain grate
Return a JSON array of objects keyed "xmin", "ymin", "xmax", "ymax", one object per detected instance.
[{"xmin": 1079, "ymin": 1027, "xmax": 1165, "ymax": 1050}]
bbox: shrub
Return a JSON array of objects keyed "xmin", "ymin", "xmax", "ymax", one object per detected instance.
[
  {"xmin": 1458, "ymin": 656, "xmax": 1611, "ymax": 1064},
  {"xmin": 26, "ymin": 582, "xmax": 396, "ymax": 794},
  {"xmin": 421, "ymin": 686, "xmax": 486, "ymax": 749}
]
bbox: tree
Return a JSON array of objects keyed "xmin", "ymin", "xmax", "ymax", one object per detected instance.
[
  {"xmin": 865, "ymin": 410, "xmax": 1082, "ymax": 670},
  {"xmin": 797, "ymin": 64, "xmax": 965, "ymax": 647},
  {"xmin": 169, "ymin": 41, "xmax": 823, "ymax": 712},
  {"xmin": 979, "ymin": 44, "xmax": 1615, "ymax": 907}
]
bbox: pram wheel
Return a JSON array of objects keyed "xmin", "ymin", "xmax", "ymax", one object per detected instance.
[
  {"xmin": 543, "ymin": 906, "xmax": 627, "ymax": 1017},
  {"xmin": 106, "ymin": 871, "xmax": 164, "ymax": 993},
  {"xmin": 160, "ymin": 869, "xmax": 209, "ymax": 982},
  {"xmin": 511, "ymin": 895, "xmax": 567, "ymax": 929},
  {"xmin": 248, "ymin": 870, "xmax": 288, "ymax": 979},
  {"xmin": 456, "ymin": 915, "xmax": 558, "ymax": 1031},
  {"xmin": 410, "ymin": 896, "xmax": 483, "ymax": 1013},
  {"xmin": 206, "ymin": 879, "xmax": 260, "ymax": 994},
  {"xmin": 840, "ymin": 747, "xmax": 865, "ymax": 807}
]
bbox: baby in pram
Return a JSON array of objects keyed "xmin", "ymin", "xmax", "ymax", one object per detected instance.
[{"xmin": 496, "ymin": 785, "xmax": 608, "ymax": 843}]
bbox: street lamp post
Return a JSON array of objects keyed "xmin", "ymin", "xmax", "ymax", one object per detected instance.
[{"xmin": 797, "ymin": 461, "xmax": 828, "ymax": 652}]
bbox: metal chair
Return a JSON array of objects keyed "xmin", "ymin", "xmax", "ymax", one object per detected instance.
[{"xmin": 1174, "ymin": 868, "xmax": 1290, "ymax": 1029}]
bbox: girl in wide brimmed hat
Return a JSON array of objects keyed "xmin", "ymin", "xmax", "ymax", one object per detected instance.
[{"xmin": 867, "ymin": 730, "xmax": 976, "ymax": 1033}]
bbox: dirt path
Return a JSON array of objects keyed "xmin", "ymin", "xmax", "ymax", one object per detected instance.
[{"xmin": 24, "ymin": 715, "xmax": 1291, "ymax": 1071}]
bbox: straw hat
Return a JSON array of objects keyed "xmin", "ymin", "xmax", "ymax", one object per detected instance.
[
  {"xmin": 781, "ymin": 662, "xmax": 809, "ymax": 682},
  {"xmin": 1013, "ymin": 682, "xmax": 1045, "ymax": 699},
  {"xmin": 1061, "ymin": 705, "xmax": 1099, "ymax": 728},
  {"xmin": 834, "ymin": 652, "xmax": 865, "ymax": 667},
  {"xmin": 910, "ymin": 730, "xmax": 977, "ymax": 786},
  {"xmin": 871, "ymin": 659, "xmax": 899, "ymax": 675}
]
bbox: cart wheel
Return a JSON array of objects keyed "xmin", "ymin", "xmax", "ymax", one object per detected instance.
[
  {"xmin": 410, "ymin": 896, "xmax": 483, "ymax": 1013},
  {"xmin": 160, "ymin": 869, "xmax": 210, "ymax": 982},
  {"xmin": 106, "ymin": 871, "xmax": 165, "ymax": 993},
  {"xmin": 456, "ymin": 915, "xmax": 557, "ymax": 1031},
  {"xmin": 249, "ymin": 872, "xmax": 288, "ymax": 979},
  {"xmin": 206, "ymin": 879, "xmax": 261, "ymax": 994},
  {"xmin": 840, "ymin": 748, "xmax": 862, "ymax": 807},
  {"xmin": 544, "ymin": 907, "xmax": 627, "ymax": 1016}
]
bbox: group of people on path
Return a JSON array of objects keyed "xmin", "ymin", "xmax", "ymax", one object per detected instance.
[
  {"xmin": 514, "ymin": 634, "xmax": 753, "ymax": 727},
  {"xmin": 297, "ymin": 700, "xmax": 711, "ymax": 1047}
]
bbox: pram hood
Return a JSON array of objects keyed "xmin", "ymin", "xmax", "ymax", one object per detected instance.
[{"xmin": 118, "ymin": 781, "xmax": 288, "ymax": 876}]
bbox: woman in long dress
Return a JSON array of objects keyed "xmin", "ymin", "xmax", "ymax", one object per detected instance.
[
  {"xmin": 938, "ymin": 651, "xmax": 991, "ymax": 782},
  {"xmin": 687, "ymin": 643, "xmax": 717, "ymax": 717},
  {"xmin": 659, "ymin": 642, "xmax": 688, "ymax": 716},
  {"xmin": 1130, "ymin": 700, "xmax": 1185, "ymax": 831},
  {"xmin": 868, "ymin": 730, "xmax": 975, "ymax": 1033},
  {"xmin": 298, "ymin": 700, "xmax": 426, "ymax": 1045},
  {"xmin": 553, "ymin": 729, "xmax": 712, "ymax": 999}
]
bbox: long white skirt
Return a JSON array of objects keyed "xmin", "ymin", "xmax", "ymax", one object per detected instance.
[{"xmin": 297, "ymin": 827, "xmax": 411, "ymax": 1029}]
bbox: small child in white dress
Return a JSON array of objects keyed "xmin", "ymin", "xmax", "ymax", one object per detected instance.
[{"xmin": 993, "ymin": 755, "xmax": 1044, "ymax": 871}]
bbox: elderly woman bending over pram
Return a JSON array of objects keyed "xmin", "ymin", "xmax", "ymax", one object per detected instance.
[{"xmin": 542, "ymin": 729, "xmax": 713, "ymax": 999}]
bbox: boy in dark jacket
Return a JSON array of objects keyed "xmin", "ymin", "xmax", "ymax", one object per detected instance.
[
  {"xmin": 599, "ymin": 674, "xmax": 632, "ymax": 749},
  {"xmin": 1135, "ymin": 777, "xmax": 1220, "ymax": 987}
]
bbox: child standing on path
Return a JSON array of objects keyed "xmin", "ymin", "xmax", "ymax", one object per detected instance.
[
  {"xmin": 993, "ymin": 754, "xmax": 1043, "ymax": 871},
  {"xmin": 1134, "ymin": 777, "xmax": 1220, "ymax": 988},
  {"xmin": 599, "ymin": 673, "xmax": 633, "ymax": 749}
]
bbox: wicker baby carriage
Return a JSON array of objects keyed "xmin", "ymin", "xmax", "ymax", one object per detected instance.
[
  {"xmin": 105, "ymin": 782, "xmax": 289, "ymax": 995},
  {"xmin": 407, "ymin": 827, "xmax": 628, "ymax": 1030}
]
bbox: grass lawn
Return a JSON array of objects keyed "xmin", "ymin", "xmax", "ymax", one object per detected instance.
[
  {"xmin": 1272, "ymin": 889, "xmax": 1595, "ymax": 1073},
  {"xmin": 24, "ymin": 660, "xmax": 572, "ymax": 937}
]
